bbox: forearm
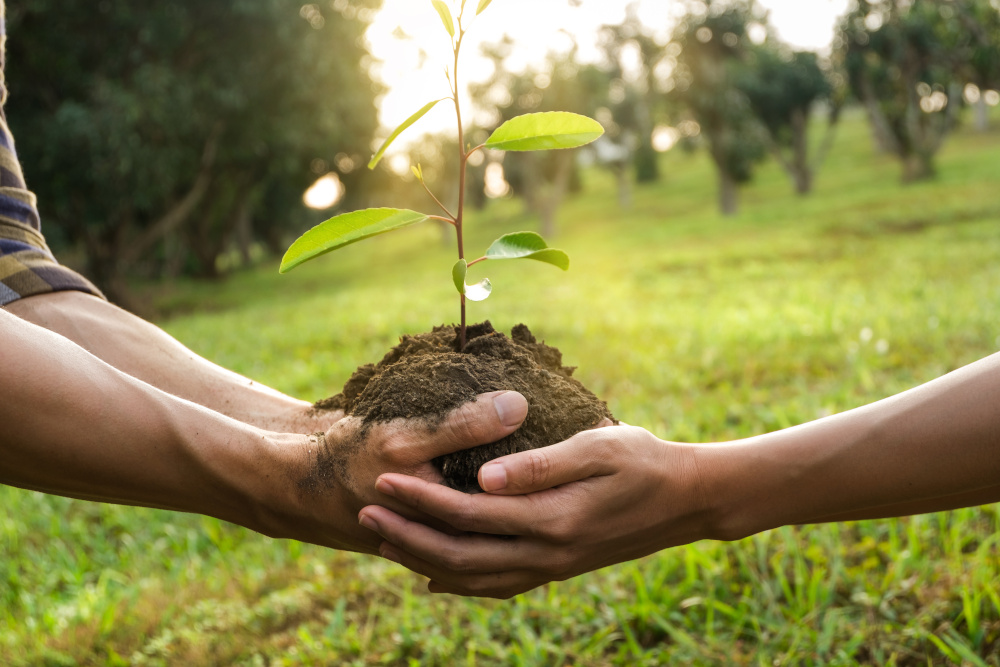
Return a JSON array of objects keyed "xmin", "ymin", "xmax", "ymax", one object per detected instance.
[
  {"xmin": 4, "ymin": 292, "xmax": 338, "ymax": 433},
  {"xmin": 703, "ymin": 353, "xmax": 1000, "ymax": 538},
  {"xmin": 0, "ymin": 308, "xmax": 289, "ymax": 527}
]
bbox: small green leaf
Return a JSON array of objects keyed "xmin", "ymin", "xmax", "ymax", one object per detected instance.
[
  {"xmin": 484, "ymin": 231, "xmax": 570, "ymax": 270},
  {"xmin": 431, "ymin": 0, "xmax": 455, "ymax": 37},
  {"xmin": 476, "ymin": 0, "xmax": 493, "ymax": 15},
  {"xmin": 281, "ymin": 208, "xmax": 429, "ymax": 273},
  {"xmin": 452, "ymin": 258, "xmax": 467, "ymax": 294},
  {"xmin": 452, "ymin": 259, "xmax": 493, "ymax": 301},
  {"xmin": 484, "ymin": 112, "xmax": 604, "ymax": 152},
  {"xmin": 369, "ymin": 99, "xmax": 446, "ymax": 170}
]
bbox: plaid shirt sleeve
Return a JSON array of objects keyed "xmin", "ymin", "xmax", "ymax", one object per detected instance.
[{"xmin": 0, "ymin": 0, "xmax": 105, "ymax": 306}]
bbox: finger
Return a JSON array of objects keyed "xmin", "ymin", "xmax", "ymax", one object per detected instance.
[
  {"xmin": 359, "ymin": 504, "xmax": 552, "ymax": 575},
  {"xmin": 370, "ymin": 533, "xmax": 544, "ymax": 599},
  {"xmin": 374, "ymin": 473, "xmax": 544, "ymax": 536},
  {"xmin": 388, "ymin": 546, "xmax": 542, "ymax": 599},
  {"xmin": 416, "ymin": 390, "xmax": 528, "ymax": 460},
  {"xmin": 427, "ymin": 579, "xmax": 548, "ymax": 600},
  {"xmin": 477, "ymin": 426, "xmax": 622, "ymax": 495}
]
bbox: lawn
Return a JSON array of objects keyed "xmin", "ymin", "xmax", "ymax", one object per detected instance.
[{"xmin": 3, "ymin": 110, "xmax": 1000, "ymax": 665}]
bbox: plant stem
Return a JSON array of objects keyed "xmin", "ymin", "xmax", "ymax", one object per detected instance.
[
  {"xmin": 421, "ymin": 179, "xmax": 457, "ymax": 221},
  {"xmin": 453, "ymin": 17, "xmax": 469, "ymax": 351}
]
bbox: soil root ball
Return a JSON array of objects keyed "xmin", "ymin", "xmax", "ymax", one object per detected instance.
[{"xmin": 318, "ymin": 321, "xmax": 615, "ymax": 493}]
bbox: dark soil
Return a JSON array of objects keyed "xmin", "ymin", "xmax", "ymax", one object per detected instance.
[{"xmin": 316, "ymin": 321, "xmax": 615, "ymax": 493}]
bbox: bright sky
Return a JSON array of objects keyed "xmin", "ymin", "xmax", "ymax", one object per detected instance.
[{"xmin": 365, "ymin": 0, "xmax": 850, "ymax": 142}]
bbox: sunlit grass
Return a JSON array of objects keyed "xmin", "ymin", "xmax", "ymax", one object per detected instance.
[{"xmin": 3, "ymin": 109, "xmax": 1000, "ymax": 665}]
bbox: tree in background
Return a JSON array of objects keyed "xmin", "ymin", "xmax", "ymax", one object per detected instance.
[
  {"xmin": 471, "ymin": 41, "xmax": 597, "ymax": 237},
  {"xmin": 954, "ymin": 0, "xmax": 1000, "ymax": 131},
  {"xmin": 737, "ymin": 46, "xmax": 841, "ymax": 195},
  {"xmin": 835, "ymin": 0, "xmax": 969, "ymax": 182},
  {"xmin": 668, "ymin": 0, "xmax": 768, "ymax": 216},
  {"xmin": 6, "ymin": 0, "xmax": 379, "ymax": 301},
  {"xmin": 598, "ymin": 6, "xmax": 665, "ymax": 185}
]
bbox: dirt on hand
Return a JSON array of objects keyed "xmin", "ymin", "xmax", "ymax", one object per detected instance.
[{"xmin": 315, "ymin": 321, "xmax": 615, "ymax": 493}]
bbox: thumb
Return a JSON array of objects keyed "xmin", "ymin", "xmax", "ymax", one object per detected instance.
[
  {"xmin": 422, "ymin": 390, "xmax": 528, "ymax": 459},
  {"xmin": 477, "ymin": 428, "xmax": 615, "ymax": 495}
]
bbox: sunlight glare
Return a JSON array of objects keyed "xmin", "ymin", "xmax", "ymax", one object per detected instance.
[
  {"xmin": 365, "ymin": 0, "xmax": 846, "ymax": 152},
  {"xmin": 303, "ymin": 173, "xmax": 345, "ymax": 210}
]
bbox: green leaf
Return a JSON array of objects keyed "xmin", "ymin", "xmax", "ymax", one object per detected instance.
[
  {"xmin": 368, "ymin": 99, "xmax": 446, "ymax": 170},
  {"xmin": 280, "ymin": 208, "xmax": 429, "ymax": 273},
  {"xmin": 431, "ymin": 0, "xmax": 455, "ymax": 37},
  {"xmin": 484, "ymin": 231, "xmax": 570, "ymax": 270},
  {"xmin": 452, "ymin": 258, "xmax": 467, "ymax": 294},
  {"xmin": 452, "ymin": 259, "xmax": 492, "ymax": 301},
  {"xmin": 484, "ymin": 112, "xmax": 604, "ymax": 152},
  {"xmin": 476, "ymin": 0, "xmax": 494, "ymax": 15}
]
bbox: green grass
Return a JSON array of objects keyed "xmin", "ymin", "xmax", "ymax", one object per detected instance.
[{"xmin": 4, "ymin": 108, "xmax": 1000, "ymax": 665}]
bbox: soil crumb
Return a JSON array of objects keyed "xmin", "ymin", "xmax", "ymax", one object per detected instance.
[{"xmin": 319, "ymin": 322, "xmax": 614, "ymax": 493}]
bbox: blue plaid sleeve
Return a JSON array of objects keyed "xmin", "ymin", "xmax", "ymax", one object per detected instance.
[{"xmin": 0, "ymin": 0, "xmax": 105, "ymax": 306}]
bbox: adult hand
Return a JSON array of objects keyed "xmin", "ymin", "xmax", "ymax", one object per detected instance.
[
  {"xmin": 356, "ymin": 424, "xmax": 717, "ymax": 598},
  {"xmin": 359, "ymin": 350, "xmax": 1000, "ymax": 598},
  {"xmin": 259, "ymin": 390, "xmax": 530, "ymax": 555},
  {"xmin": 0, "ymin": 307, "xmax": 528, "ymax": 559}
]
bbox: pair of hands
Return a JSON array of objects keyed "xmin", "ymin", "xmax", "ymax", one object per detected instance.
[{"xmin": 281, "ymin": 390, "xmax": 712, "ymax": 599}]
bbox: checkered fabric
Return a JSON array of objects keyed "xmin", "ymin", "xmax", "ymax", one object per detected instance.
[{"xmin": 0, "ymin": 0, "xmax": 105, "ymax": 306}]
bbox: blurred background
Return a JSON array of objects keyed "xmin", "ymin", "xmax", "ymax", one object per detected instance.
[
  {"xmin": 5, "ymin": 0, "xmax": 998, "ymax": 305},
  {"xmin": 3, "ymin": 0, "xmax": 1000, "ymax": 664}
]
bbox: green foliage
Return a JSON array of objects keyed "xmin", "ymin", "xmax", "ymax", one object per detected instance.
[
  {"xmin": 669, "ymin": 1, "xmax": 769, "ymax": 213},
  {"xmin": 6, "ymin": 110, "xmax": 1000, "ymax": 665},
  {"xmin": 737, "ymin": 49, "xmax": 832, "ymax": 139},
  {"xmin": 476, "ymin": 0, "xmax": 494, "ymax": 15},
  {"xmin": 282, "ymin": 0, "xmax": 602, "ymax": 341},
  {"xmin": 597, "ymin": 10, "xmax": 666, "ymax": 184},
  {"xmin": 280, "ymin": 209, "xmax": 430, "ymax": 274},
  {"xmin": 833, "ymin": 0, "xmax": 998, "ymax": 180},
  {"xmin": 484, "ymin": 112, "xmax": 605, "ymax": 151},
  {"xmin": 5, "ymin": 0, "xmax": 380, "ymax": 294},
  {"xmin": 431, "ymin": 0, "xmax": 456, "ymax": 38},
  {"xmin": 484, "ymin": 232, "xmax": 569, "ymax": 270},
  {"xmin": 736, "ymin": 46, "xmax": 839, "ymax": 194}
]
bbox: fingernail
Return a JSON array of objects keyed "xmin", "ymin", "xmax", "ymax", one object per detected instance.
[
  {"xmin": 480, "ymin": 462, "xmax": 507, "ymax": 492},
  {"xmin": 494, "ymin": 391, "xmax": 528, "ymax": 428},
  {"xmin": 359, "ymin": 514, "xmax": 379, "ymax": 532},
  {"xmin": 375, "ymin": 477, "xmax": 396, "ymax": 497},
  {"xmin": 380, "ymin": 546, "xmax": 401, "ymax": 564}
]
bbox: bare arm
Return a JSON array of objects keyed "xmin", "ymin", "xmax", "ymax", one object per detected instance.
[
  {"xmin": 357, "ymin": 353, "xmax": 1000, "ymax": 598},
  {"xmin": 4, "ymin": 291, "xmax": 332, "ymax": 433},
  {"xmin": 0, "ymin": 307, "xmax": 527, "ymax": 553}
]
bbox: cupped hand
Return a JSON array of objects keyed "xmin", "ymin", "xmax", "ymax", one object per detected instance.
[
  {"xmin": 358, "ymin": 424, "xmax": 719, "ymax": 599},
  {"xmin": 258, "ymin": 390, "xmax": 528, "ymax": 554}
]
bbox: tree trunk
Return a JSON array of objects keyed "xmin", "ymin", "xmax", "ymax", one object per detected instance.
[
  {"xmin": 975, "ymin": 96, "xmax": 990, "ymax": 133},
  {"xmin": 790, "ymin": 108, "xmax": 813, "ymax": 195},
  {"xmin": 615, "ymin": 162, "xmax": 632, "ymax": 210},
  {"xmin": 718, "ymin": 169, "xmax": 738, "ymax": 216},
  {"xmin": 859, "ymin": 78, "xmax": 898, "ymax": 155},
  {"xmin": 902, "ymin": 152, "xmax": 935, "ymax": 183},
  {"xmin": 519, "ymin": 153, "xmax": 540, "ymax": 217},
  {"xmin": 538, "ymin": 151, "xmax": 574, "ymax": 238},
  {"xmin": 234, "ymin": 191, "xmax": 254, "ymax": 267},
  {"xmin": 119, "ymin": 126, "xmax": 221, "ymax": 270}
]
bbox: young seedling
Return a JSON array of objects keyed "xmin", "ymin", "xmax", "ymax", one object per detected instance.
[{"xmin": 280, "ymin": 0, "xmax": 603, "ymax": 349}]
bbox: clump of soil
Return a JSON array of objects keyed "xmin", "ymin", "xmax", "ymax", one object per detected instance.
[{"xmin": 316, "ymin": 322, "xmax": 614, "ymax": 493}]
